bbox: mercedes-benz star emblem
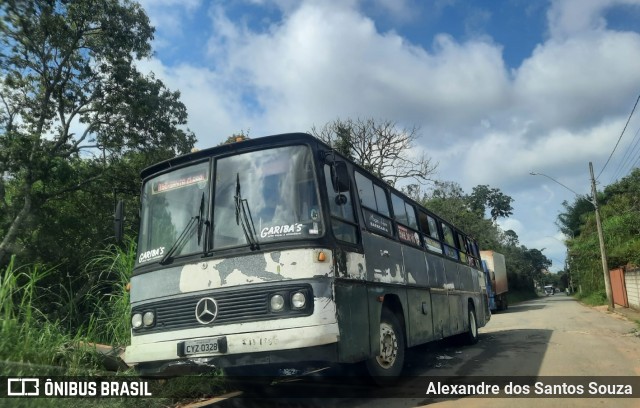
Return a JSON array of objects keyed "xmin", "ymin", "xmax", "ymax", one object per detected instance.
[{"xmin": 195, "ymin": 297, "xmax": 218, "ymax": 324}]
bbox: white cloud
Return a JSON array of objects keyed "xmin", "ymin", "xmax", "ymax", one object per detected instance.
[
  {"xmin": 135, "ymin": 0, "xmax": 640, "ymax": 175},
  {"xmin": 135, "ymin": 58, "xmax": 256, "ymax": 144},
  {"xmin": 201, "ymin": 2, "xmax": 510, "ymax": 140},
  {"xmin": 133, "ymin": 0, "xmax": 640, "ymax": 270},
  {"xmin": 366, "ymin": 0, "xmax": 415, "ymax": 22},
  {"xmin": 458, "ymin": 118, "xmax": 629, "ymax": 190},
  {"xmin": 138, "ymin": 0, "xmax": 203, "ymax": 49},
  {"xmin": 497, "ymin": 217, "xmax": 524, "ymax": 236},
  {"xmin": 547, "ymin": 0, "xmax": 640, "ymax": 40},
  {"xmin": 513, "ymin": 31, "xmax": 640, "ymax": 133}
]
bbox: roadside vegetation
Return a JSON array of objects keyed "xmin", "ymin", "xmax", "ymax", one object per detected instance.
[
  {"xmin": 0, "ymin": 0, "xmax": 220, "ymax": 402},
  {"xmin": 0, "ymin": 241, "xmax": 226, "ymax": 407},
  {"xmin": 557, "ymin": 168, "xmax": 640, "ymax": 303},
  {"xmin": 574, "ymin": 290, "xmax": 608, "ymax": 306}
]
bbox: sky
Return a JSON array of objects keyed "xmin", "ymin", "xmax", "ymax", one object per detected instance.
[{"xmin": 134, "ymin": 0, "xmax": 640, "ymax": 272}]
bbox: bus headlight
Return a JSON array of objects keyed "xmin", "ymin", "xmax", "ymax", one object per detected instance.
[
  {"xmin": 132, "ymin": 313, "xmax": 143, "ymax": 329},
  {"xmin": 291, "ymin": 292, "xmax": 306, "ymax": 309},
  {"xmin": 270, "ymin": 294, "xmax": 285, "ymax": 312},
  {"xmin": 143, "ymin": 311, "xmax": 155, "ymax": 327}
]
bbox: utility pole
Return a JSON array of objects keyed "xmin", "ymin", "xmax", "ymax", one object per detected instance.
[{"xmin": 589, "ymin": 162, "xmax": 614, "ymax": 311}]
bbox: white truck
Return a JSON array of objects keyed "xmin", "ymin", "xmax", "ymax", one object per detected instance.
[{"xmin": 480, "ymin": 250, "xmax": 509, "ymax": 311}]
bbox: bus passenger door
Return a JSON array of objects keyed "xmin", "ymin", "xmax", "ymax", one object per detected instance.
[
  {"xmin": 427, "ymin": 256, "xmax": 450, "ymax": 339},
  {"xmin": 404, "ymin": 245, "xmax": 435, "ymax": 346},
  {"xmin": 430, "ymin": 288, "xmax": 451, "ymax": 339}
]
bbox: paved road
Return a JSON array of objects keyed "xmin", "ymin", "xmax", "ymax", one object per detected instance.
[
  {"xmin": 405, "ymin": 295, "xmax": 640, "ymax": 407},
  {"xmin": 205, "ymin": 295, "xmax": 640, "ymax": 408}
]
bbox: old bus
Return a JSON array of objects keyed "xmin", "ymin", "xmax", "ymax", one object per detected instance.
[{"xmin": 123, "ymin": 133, "xmax": 490, "ymax": 379}]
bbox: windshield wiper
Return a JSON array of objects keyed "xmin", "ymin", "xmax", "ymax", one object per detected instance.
[
  {"xmin": 160, "ymin": 192, "xmax": 206, "ymax": 265},
  {"xmin": 196, "ymin": 191, "xmax": 207, "ymax": 246},
  {"xmin": 235, "ymin": 173, "xmax": 260, "ymax": 250}
]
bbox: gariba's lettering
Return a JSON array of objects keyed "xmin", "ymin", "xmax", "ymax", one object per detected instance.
[
  {"xmin": 138, "ymin": 247, "xmax": 165, "ymax": 263},
  {"xmin": 260, "ymin": 223, "xmax": 303, "ymax": 238}
]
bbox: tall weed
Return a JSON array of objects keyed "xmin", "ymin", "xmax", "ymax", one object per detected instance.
[
  {"xmin": 82, "ymin": 237, "xmax": 136, "ymax": 347},
  {"xmin": 0, "ymin": 246, "xmax": 227, "ymax": 406},
  {"xmin": 0, "ymin": 257, "xmax": 102, "ymax": 375},
  {"xmin": 576, "ymin": 290, "xmax": 608, "ymax": 306}
]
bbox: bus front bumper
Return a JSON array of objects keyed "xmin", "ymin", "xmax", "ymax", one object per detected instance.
[{"xmin": 125, "ymin": 323, "xmax": 340, "ymax": 376}]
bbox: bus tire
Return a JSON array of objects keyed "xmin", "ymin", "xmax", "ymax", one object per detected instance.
[
  {"xmin": 366, "ymin": 307, "xmax": 405, "ymax": 382},
  {"xmin": 464, "ymin": 304, "xmax": 479, "ymax": 345}
]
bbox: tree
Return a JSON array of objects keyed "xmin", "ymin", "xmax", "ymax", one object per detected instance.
[
  {"xmin": 502, "ymin": 229, "xmax": 519, "ymax": 247},
  {"xmin": 468, "ymin": 184, "xmax": 514, "ymax": 221},
  {"xmin": 220, "ymin": 129, "xmax": 250, "ymax": 145},
  {"xmin": 561, "ymin": 169, "xmax": 640, "ymax": 296},
  {"xmin": 556, "ymin": 196, "xmax": 594, "ymax": 238},
  {"xmin": 311, "ymin": 118, "xmax": 438, "ymax": 187},
  {"xmin": 420, "ymin": 181, "xmax": 505, "ymax": 250},
  {"xmin": 0, "ymin": 0, "xmax": 196, "ymax": 264},
  {"xmin": 501, "ymin": 244, "xmax": 552, "ymax": 292}
]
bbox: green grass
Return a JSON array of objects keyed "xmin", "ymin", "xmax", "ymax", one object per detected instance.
[
  {"xmin": 0, "ymin": 242, "xmax": 227, "ymax": 407},
  {"xmin": 575, "ymin": 290, "xmax": 608, "ymax": 306},
  {"xmin": 82, "ymin": 239, "xmax": 137, "ymax": 347},
  {"xmin": 0, "ymin": 256, "xmax": 101, "ymax": 377}
]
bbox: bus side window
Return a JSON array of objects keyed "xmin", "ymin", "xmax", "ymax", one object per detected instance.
[
  {"xmin": 405, "ymin": 203, "xmax": 418, "ymax": 230},
  {"xmin": 419, "ymin": 211, "xmax": 442, "ymax": 254},
  {"xmin": 391, "ymin": 193, "xmax": 419, "ymax": 231},
  {"xmin": 354, "ymin": 171, "xmax": 393, "ymax": 237},
  {"xmin": 355, "ymin": 171, "xmax": 391, "ymax": 216},
  {"xmin": 441, "ymin": 222, "xmax": 459, "ymax": 260},
  {"xmin": 373, "ymin": 184, "xmax": 390, "ymax": 217},
  {"xmin": 456, "ymin": 231, "xmax": 467, "ymax": 264},
  {"xmin": 355, "ymin": 171, "xmax": 376, "ymax": 210},
  {"xmin": 323, "ymin": 165, "xmax": 358, "ymax": 244},
  {"xmin": 391, "ymin": 193, "xmax": 408, "ymax": 225},
  {"xmin": 392, "ymin": 193, "xmax": 421, "ymax": 246},
  {"xmin": 465, "ymin": 237, "xmax": 477, "ymax": 267}
]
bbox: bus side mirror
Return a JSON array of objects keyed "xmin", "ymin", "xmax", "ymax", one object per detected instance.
[
  {"xmin": 331, "ymin": 161, "xmax": 350, "ymax": 192},
  {"xmin": 114, "ymin": 200, "xmax": 124, "ymax": 244}
]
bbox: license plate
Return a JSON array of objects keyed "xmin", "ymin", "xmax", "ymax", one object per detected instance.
[{"xmin": 183, "ymin": 337, "xmax": 221, "ymax": 355}]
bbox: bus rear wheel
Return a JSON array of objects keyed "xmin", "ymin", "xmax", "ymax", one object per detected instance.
[
  {"xmin": 464, "ymin": 305, "xmax": 479, "ymax": 345},
  {"xmin": 366, "ymin": 308, "xmax": 405, "ymax": 381}
]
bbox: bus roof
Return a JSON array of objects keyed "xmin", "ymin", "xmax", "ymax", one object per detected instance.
[{"xmin": 140, "ymin": 132, "xmax": 319, "ymax": 179}]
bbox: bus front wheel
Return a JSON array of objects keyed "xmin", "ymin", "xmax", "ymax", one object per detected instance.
[{"xmin": 366, "ymin": 308, "xmax": 405, "ymax": 381}]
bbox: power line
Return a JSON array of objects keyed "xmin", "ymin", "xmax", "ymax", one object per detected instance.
[
  {"xmin": 596, "ymin": 93, "xmax": 640, "ymax": 181},
  {"xmin": 631, "ymin": 149, "xmax": 640, "ymax": 171},
  {"xmin": 609, "ymin": 124, "xmax": 640, "ymax": 183}
]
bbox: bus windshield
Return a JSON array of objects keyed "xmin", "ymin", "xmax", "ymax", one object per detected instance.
[
  {"xmin": 137, "ymin": 161, "xmax": 210, "ymax": 265},
  {"xmin": 212, "ymin": 145, "xmax": 322, "ymax": 249},
  {"xmin": 136, "ymin": 144, "xmax": 323, "ymax": 266}
]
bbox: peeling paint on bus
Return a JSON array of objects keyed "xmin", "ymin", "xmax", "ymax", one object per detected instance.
[
  {"xmin": 373, "ymin": 263, "xmax": 405, "ymax": 284},
  {"xmin": 346, "ymin": 252, "xmax": 366, "ymax": 280},
  {"xmin": 178, "ymin": 248, "xmax": 333, "ymax": 294}
]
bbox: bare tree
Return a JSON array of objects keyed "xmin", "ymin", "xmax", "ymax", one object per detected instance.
[{"xmin": 311, "ymin": 118, "xmax": 438, "ymax": 187}]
